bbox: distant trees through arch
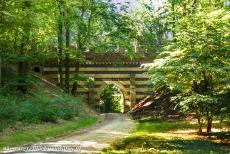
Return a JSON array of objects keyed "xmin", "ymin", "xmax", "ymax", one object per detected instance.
[{"xmin": 99, "ymin": 84, "xmax": 124, "ymax": 113}]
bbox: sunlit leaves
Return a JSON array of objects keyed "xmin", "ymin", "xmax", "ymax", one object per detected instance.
[
  {"xmin": 148, "ymin": 9, "xmax": 230, "ymax": 91},
  {"xmin": 145, "ymin": 2, "xmax": 230, "ymax": 130}
]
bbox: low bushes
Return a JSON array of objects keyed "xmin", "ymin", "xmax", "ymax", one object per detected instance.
[{"xmin": 0, "ymin": 91, "xmax": 80, "ymax": 131}]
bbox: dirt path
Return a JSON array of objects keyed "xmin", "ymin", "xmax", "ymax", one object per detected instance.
[{"xmin": 7, "ymin": 113, "xmax": 136, "ymax": 154}]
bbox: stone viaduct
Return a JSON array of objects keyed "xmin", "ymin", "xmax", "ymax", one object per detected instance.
[{"xmin": 41, "ymin": 52, "xmax": 153, "ymax": 112}]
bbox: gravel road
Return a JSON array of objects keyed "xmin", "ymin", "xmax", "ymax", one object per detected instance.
[{"xmin": 5, "ymin": 113, "xmax": 136, "ymax": 154}]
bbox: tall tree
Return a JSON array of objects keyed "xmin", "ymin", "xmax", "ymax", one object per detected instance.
[
  {"xmin": 65, "ymin": 4, "xmax": 70, "ymax": 93},
  {"xmin": 57, "ymin": 0, "xmax": 64, "ymax": 89},
  {"xmin": 147, "ymin": 8, "xmax": 230, "ymax": 132}
]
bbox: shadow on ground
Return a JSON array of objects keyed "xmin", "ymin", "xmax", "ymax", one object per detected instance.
[
  {"xmin": 103, "ymin": 119, "xmax": 230, "ymax": 154},
  {"xmin": 104, "ymin": 134, "xmax": 229, "ymax": 153}
]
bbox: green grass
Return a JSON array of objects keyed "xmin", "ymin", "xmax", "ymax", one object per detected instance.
[
  {"xmin": 0, "ymin": 116, "xmax": 97, "ymax": 149},
  {"xmin": 135, "ymin": 120, "xmax": 198, "ymax": 133},
  {"xmin": 103, "ymin": 119, "xmax": 230, "ymax": 154}
]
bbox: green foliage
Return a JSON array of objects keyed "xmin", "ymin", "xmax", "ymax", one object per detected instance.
[
  {"xmin": 0, "ymin": 95, "xmax": 18, "ymax": 120},
  {"xmin": 0, "ymin": 0, "xmax": 139, "ymax": 94},
  {"xmin": 219, "ymin": 90, "xmax": 230, "ymax": 119},
  {"xmin": 0, "ymin": 90, "xmax": 80, "ymax": 130},
  {"xmin": 58, "ymin": 93, "xmax": 80, "ymax": 120},
  {"xmin": 100, "ymin": 85, "xmax": 123, "ymax": 113},
  {"xmin": 131, "ymin": 1, "xmax": 168, "ymax": 54},
  {"xmin": 18, "ymin": 95, "xmax": 58, "ymax": 123},
  {"xmin": 0, "ymin": 72, "xmax": 35, "ymax": 95},
  {"xmin": 179, "ymin": 93, "xmax": 219, "ymax": 114},
  {"xmin": 147, "ymin": 2, "xmax": 230, "ymax": 132}
]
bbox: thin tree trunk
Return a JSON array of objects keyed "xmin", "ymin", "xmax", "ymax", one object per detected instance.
[
  {"xmin": 197, "ymin": 115, "xmax": 202, "ymax": 133},
  {"xmin": 18, "ymin": 43, "xmax": 27, "ymax": 93},
  {"xmin": 87, "ymin": 1, "xmax": 94, "ymax": 43},
  {"xmin": 207, "ymin": 115, "xmax": 212, "ymax": 133},
  {"xmin": 71, "ymin": 8, "xmax": 85, "ymax": 95},
  {"xmin": 71, "ymin": 62, "xmax": 79, "ymax": 95},
  {"xmin": 0, "ymin": 0, "xmax": 5, "ymax": 87},
  {"xmin": 65, "ymin": 52, "xmax": 70, "ymax": 93},
  {"xmin": 58, "ymin": 2, "xmax": 64, "ymax": 88},
  {"xmin": 17, "ymin": 1, "xmax": 32, "ymax": 93},
  {"xmin": 65, "ymin": 8, "xmax": 70, "ymax": 93}
]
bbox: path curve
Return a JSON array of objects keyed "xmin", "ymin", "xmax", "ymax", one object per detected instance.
[{"xmin": 6, "ymin": 113, "xmax": 136, "ymax": 154}]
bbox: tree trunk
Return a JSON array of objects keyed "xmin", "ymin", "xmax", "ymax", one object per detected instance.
[
  {"xmin": 65, "ymin": 8, "xmax": 70, "ymax": 93},
  {"xmin": 197, "ymin": 117, "xmax": 202, "ymax": 133},
  {"xmin": 71, "ymin": 62, "xmax": 79, "ymax": 95},
  {"xmin": 71, "ymin": 8, "xmax": 85, "ymax": 96},
  {"xmin": 18, "ymin": 44, "xmax": 28, "ymax": 93},
  {"xmin": 65, "ymin": 53, "xmax": 70, "ymax": 93},
  {"xmin": 17, "ymin": 61, "xmax": 27, "ymax": 94},
  {"xmin": 207, "ymin": 116, "xmax": 212, "ymax": 133},
  {"xmin": 71, "ymin": 81, "xmax": 77, "ymax": 96},
  {"xmin": 16, "ymin": 1, "xmax": 33, "ymax": 93},
  {"xmin": 58, "ymin": 2, "xmax": 64, "ymax": 88}
]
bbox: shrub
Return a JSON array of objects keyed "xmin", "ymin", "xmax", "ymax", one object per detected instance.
[
  {"xmin": 57, "ymin": 93, "xmax": 79, "ymax": 120},
  {"xmin": 17, "ymin": 100, "xmax": 42, "ymax": 123},
  {"xmin": 0, "ymin": 95, "xmax": 18, "ymax": 120},
  {"xmin": 0, "ymin": 91, "xmax": 80, "ymax": 125}
]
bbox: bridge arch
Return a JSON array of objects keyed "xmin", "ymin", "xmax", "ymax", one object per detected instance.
[
  {"xmin": 94, "ymin": 81, "xmax": 131, "ymax": 112},
  {"xmin": 42, "ymin": 53, "xmax": 154, "ymax": 112}
]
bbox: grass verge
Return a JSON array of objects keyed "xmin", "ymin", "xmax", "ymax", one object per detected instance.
[
  {"xmin": 0, "ymin": 116, "xmax": 97, "ymax": 149},
  {"xmin": 103, "ymin": 119, "xmax": 230, "ymax": 154}
]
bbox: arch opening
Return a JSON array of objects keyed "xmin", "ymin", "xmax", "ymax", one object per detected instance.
[{"xmin": 99, "ymin": 84, "xmax": 125, "ymax": 113}]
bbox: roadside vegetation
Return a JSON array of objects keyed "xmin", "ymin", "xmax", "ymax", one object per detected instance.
[
  {"xmin": 0, "ymin": 116, "xmax": 97, "ymax": 149},
  {"xmin": 104, "ymin": 119, "xmax": 230, "ymax": 153},
  {"xmin": 0, "ymin": 75, "xmax": 98, "ymax": 149}
]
